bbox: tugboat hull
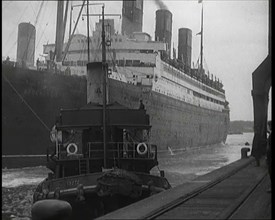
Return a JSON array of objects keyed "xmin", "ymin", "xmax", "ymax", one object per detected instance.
[{"xmin": 33, "ymin": 170, "xmax": 170, "ymax": 219}]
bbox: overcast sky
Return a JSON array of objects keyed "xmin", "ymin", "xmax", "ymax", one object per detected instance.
[{"xmin": 2, "ymin": 0, "xmax": 271, "ymax": 121}]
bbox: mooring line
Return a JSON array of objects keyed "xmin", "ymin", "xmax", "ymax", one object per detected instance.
[{"xmin": 2, "ymin": 73, "xmax": 51, "ymax": 132}]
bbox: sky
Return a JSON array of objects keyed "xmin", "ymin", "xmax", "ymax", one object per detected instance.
[{"xmin": 2, "ymin": 0, "xmax": 271, "ymax": 121}]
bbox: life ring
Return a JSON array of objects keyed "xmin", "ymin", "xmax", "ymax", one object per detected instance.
[
  {"xmin": 137, "ymin": 143, "xmax": 148, "ymax": 155},
  {"xmin": 67, "ymin": 143, "xmax": 78, "ymax": 155}
]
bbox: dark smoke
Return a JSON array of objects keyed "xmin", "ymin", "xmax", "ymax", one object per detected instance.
[{"xmin": 154, "ymin": 0, "xmax": 168, "ymax": 10}]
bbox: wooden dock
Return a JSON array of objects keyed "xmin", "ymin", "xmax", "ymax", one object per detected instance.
[{"xmin": 97, "ymin": 156, "xmax": 271, "ymax": 219}]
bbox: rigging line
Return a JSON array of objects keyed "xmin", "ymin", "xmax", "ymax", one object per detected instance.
[
  {"xmin": 45, "ymin": 2, "xmax": 56, "ymax": 28},
  {"xmin": 106, "ymin": 48, "xmax": 115, "ymax": 65},
  {"xmin": 106, "ymin": 48, "xmax": 122, "ymax": 81},
  {"xmin": 62, "ymin": 0, "xmax": 86, "ymax": 62},
  {"xmin": 69, "ymin": 1, "xmax": 72, "ymax": 38},
  {"xmin": 33, "ymin": 1, "xmax": 45, "ymax": 36},
  {"xmin": 35, "ymin": 1, "xmax": 49, "ymax": 46},
  {"xmin": 33, "ymin": 1, "xmax": 45, "ymax": 26},
  {"xmin": 36, "ymin": 23, "xmax": 49, "ymax": 49},
  {"xmin": 63, "ymin": 0, "xmax": 70, "ymax": 41},
  {"xmin": 104, "ymin": 49, "xmax": 134, "ymax": 108},
  {"xmin": 2, "ymin": 74, "xmax": 51, "ymax": 132},
  {"xmin": 35, "ymin": 1, "xmax": 50, "ymax": 47},
  {"xmin": 22, "ymin": 1, "xmax": 45, "ymax": 62},
  {"xmin": 6, "ymin": 40, "xmax": 18, "ymax": 57},
  {"xmin": 106, "ymin": 47, "xmax": 119, "ymax": 71},
  {"xmin": 36, "ymin": 1, "xmax": 46, "ymax": 27},
  {"xmin": 30, "ymin": 3, "xmax": 38, "ymax": 24},
  {"xmin": 29, "ymin": 1, "xmax": 45, "ymax": 41},
  {"xmin": 4, "ymin": 4, "xmax": 30, "ymax": 47}
]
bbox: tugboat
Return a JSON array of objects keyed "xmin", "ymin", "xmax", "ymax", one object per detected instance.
[
  {"xmin": 33, "ymin": 102, "xmax": 171, "ymax": 219},
  {"xmin": 32, "ymin": 5, "xmax": 170, "ymax": 219}
]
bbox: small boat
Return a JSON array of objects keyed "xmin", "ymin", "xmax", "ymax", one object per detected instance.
[
  {"xmin": 32, "ymin": 4, "xmax": 170, "ymax": 219},
  {"xmin": 33, "ymin": 102, "xmax": 171, "ymax": 219}
]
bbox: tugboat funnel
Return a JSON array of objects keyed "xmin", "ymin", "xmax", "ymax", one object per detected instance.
[{"xmin": 87, "ymin": 62, "xmax": 109, "ymax": 105}]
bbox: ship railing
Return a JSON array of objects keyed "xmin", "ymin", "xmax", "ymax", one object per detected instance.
[
  {"xmin": 86, "ymin": 142, "xmax": 157, "ymax": 160},
  {"xmin": 55, "ymin": 142, "xmax": 157, "ymax": 161},
  {"xmin": 56, "ymin": 144, "xmax": 88, "ymax": 160},
  {"xmin": 2, "ymin": 59, "xmax": 17, "ymax": 67}
]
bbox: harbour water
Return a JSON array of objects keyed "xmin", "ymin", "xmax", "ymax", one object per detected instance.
[
  {"xmin": 2, "ymin": 132, "xmax": 254, "ymax": 219},
  {"xmin": 152, "ymin": 132, "xmax": 254, "ymax": 186}
]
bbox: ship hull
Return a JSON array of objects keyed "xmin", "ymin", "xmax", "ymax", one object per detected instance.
[
  {"xmin": 109, "ymin": 79, "xmax": 229, "ymax": 153},
  {"xmin": 2, "ymin": 65, "xmax": 86, "ymax": 159},
  {"xmin": 2, "ymin": 64, "xmax": 229, "ymax": 167}
]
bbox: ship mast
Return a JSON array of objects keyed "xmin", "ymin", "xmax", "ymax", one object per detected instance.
[
  {"xmin": 62, "ymin": 1, "xmax": 70, "ymax": 50},
  {"xmin": 83, "ymin": 3, "xmax": 111, "ymax": 168},
  {"xmin": 54, "ymin": 1, "xmax": 64, "ymax": 62},
  {"xmin": 53, "ymin": 0, "xmax": 70, "ymax": 64},
  {"xmin": 200, "ymin": 3, "xmax": 203, "ymax": 72},
  {"xmin": 62, "ymin": 1, "xmax": 86, "ymax": 62},
  {"xmin": 69, "ymin": 2, "xmax": 72, "ymax": 38},
  {"xmin": 87, "ymin": 0, "xmax": 90, "ymax": 62},
  {"xmin": 101, "ymin": 5, "xmax": 107, "ymax": 168}
]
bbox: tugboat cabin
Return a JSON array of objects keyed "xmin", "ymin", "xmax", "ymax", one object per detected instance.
[{"xmin": 47, "ymin": 103, "xmax": 158, "ymax": 178}]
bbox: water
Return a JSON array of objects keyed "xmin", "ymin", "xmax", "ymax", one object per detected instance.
[
  {"xmin": 2, "ymin": 133, "xmax": 254, "ymax": 219},
  {"xmin": 2, "ymin": 166, "xmax": 49, "ymax": 188},
  {"xmin": 152, "ymin": 132, "xmax": 254, "ymax": 186}
]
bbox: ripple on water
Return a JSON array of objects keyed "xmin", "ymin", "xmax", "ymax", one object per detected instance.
[{"xmin": 2, "ymin": 166, "xmax": 49, "ymax": 188}]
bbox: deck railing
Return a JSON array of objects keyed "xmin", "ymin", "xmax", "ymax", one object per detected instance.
[{"xmin": 56, "ymin": 142, "xmax": 157, "ymax": 160}]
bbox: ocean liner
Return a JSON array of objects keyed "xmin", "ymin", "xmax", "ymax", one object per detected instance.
[{"xmin": 2, "ymin": 0, "xmax": 229, "ymax": 166}]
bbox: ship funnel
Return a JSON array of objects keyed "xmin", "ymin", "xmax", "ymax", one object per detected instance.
[
  {"xmin": 178, "ymin": 28, "xmax": 192, "ymax": 70},
  {"xmin": 87, "ymin": 62, "xmax": 109, "ymax": 105},
  {"xmin": 16, "ymin": 22, "xmax": 36, "ymax": 68},
  {"xmin": 155, "ymin": 9, "xmax": 172, "ymax": 58},
  {"xmin": 121, "ymin": 0, "xmax": 143, "ymax": 37}
]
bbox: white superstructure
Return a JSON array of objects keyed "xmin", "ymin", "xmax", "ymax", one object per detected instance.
[{"xmin": 43, "ymin": 20, "xmax": 227, "ymax": 113}]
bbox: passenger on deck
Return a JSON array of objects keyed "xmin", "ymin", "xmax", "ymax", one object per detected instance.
[
  {"xmin": 123, "ymin": 129, "xmax": 135, "ymax": 158},
  {"xmin": 36, "ymin": 58, "xmax": 40, "ymax": 70},
  {"xmin": 65, "ymin": 66, "xmax": 71, "ymax": 75},
  {"xmin": 132, "ymin": 129, "xmax": 148, "ymax": 142},
  {"xmin": 139, "ymin": 100, "xmax": 145, "ymax": 110},
  {"xmin": 123, "ymin": 130, "xmax": 129, "ymax": 158},
  {"xmin": 49, "ymin": 121, "xmax": 62, "ymax": 156}
]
